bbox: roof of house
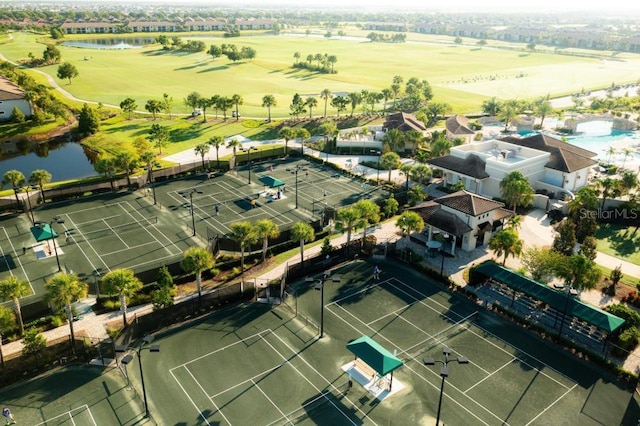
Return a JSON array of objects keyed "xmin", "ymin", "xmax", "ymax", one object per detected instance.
[
  {"xmin": 383, "ymin": 112, "xmax": 427, "ymax": 132},
  {"xmin": 499, "ymin": 133, "xmax": 598, "ymax": 173},
  {"xmin": 435, "ymin": 190, "xmax": 506, "ymax": 216},
  {"xmin": 445, "ymin": 115, "xmax": 475, "ymax": 135},
  {"xmin": 427, "ymin": 154, "xmax": 490, "ymax": 179},
  {"xmin": 409, "ymin": 202, "xmax": 474, "ymax": 236},
  {"xmin": 0, "ymin": 76, "xmax": 25, "ymax": 101}
]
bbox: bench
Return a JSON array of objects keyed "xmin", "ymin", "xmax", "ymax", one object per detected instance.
[{"xmin": 354, "ymin": 358, "xmax": 378, "ymax": 381}]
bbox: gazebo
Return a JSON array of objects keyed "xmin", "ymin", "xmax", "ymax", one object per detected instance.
[{"xmin": 346, "ymin": 335, "xmax": 403, "ymax": 392}]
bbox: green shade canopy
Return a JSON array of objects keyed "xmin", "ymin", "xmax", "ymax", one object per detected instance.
[
  {"xmin": 259, "ymin": 175, "xmax": 285, "ymax": 188},
  {"xmin": 346, "ymin": 335, "xmax": 403, "ymax": 376},
  {"xmin": 475, "ymin": 261, "xmax": 625, "ymax": 333},
  {"xmin": 30, "ymin": 224, "xmax": 58, "ymax": 242}
]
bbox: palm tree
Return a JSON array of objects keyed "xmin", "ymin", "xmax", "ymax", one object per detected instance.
[
  {"xmin": 534, "ymin": 99, "xmax": 555, "ymax": 128},
  {"xmin": 102, "ymin": 269, "xmax": 143, "ymax": 325},
  {"xmin": 621, "ymin": 148, "xmax": 633, "ymax": 169},
  {"xmin": 335, "ymin": 207, "xmax": 362, "ymax": 250},
  {"xmin": 320, "ymin": 89, "xmax": 331, "ymax": 117},
  {"xmin": 262, "ymin": 94, "xmax": 276, "ymax": 122},
  {"xmin": 500, "ymin": 170, "xmax": 534, "ymax": 212},
  {"xmin": 226, "ymin": 138, "xmax": 243, "ymax": 169},
  {"xmin": 482, "ymin": 97, "xmax": 501, "ymax": 116},
  {"xmin": 115, "ymin": 151, "xmax": 138, "ymax": 187},
  {"xmin": 0, "ymin": 276, "xmax": 31, "ymax": 335},
  {"xmin": 555, "ymin": 254, "xmax": 600, "ymax": 291},
  {"xmin": 598, "ymin": 177, "xmax": 622, "ymax": 210},
  {"xmin": 208, "ymin": 135, "xmax": 225, "ymax": 168},
  {"xmin": 181, "ymin": 247, "xmax": 214, "ymax": 302},
  {"xmin": 232, "ymin": 94, "xmax": 243, "ymax": 121},
  {"xmin": 305, "ymin": 97, "xmax": 318, "ymax": 119},
  {"xmin": 29, "ymin": 169, "xmax": 52, "ymax": 204},
  {"xmin": 278, "ymin": 127, "xmax": 295, "ymax": 156},
  {"xmin": 353, "ymin": 200, "xmax": 380, "ymax": 244},
  {"xmin": 381, "ymin": 88, "xmax": 392, "ymax": 112},
  {"xmin": 396, "ymin": 211, "xmax": 424, "ymax": 236},
  {"xmin": 0, "ymin": 306, "xmax": 15, "ymax": 366},
  {"xmin": 411, "ymin": 164, "xmax": 432, "ymax": 185},
  {"xmin": 291, "ymin": 222, "xmax": 315, "ymax": 263},
  {"xmin": 488, "ymin": 229, "xmax": 523, "ymax": 265},
  {"xmin": 497, "ymin": 100, "xmax": 519, "ymax": 132},
  {"xmin": 606, "ymin": 147, "xmax": 618, "ymax": 165},
  {"xmin": 230, "ymin": 221, "xmax": 257, "ymax": 275},
  {"xmin": 380, "ymin": 152, "xmax": 401, "ymax": 183},
  {"xmin": 45, "ymin": 272, "xmax": 88, "ymax": 352},
  {"xmin": 95, "ymin": 156, "xmax": 118, "ymax": 191},
  {"xmin": 400, "ymin": 164, "xmax": 414, "ymax": 190},
  {"xmin": 255, "ymin": 219, "xmax": 280, "ymax": 262},
  {"xmin": 2, "ymin": 169, "xmax": 26, "ymax": 208},
  {"xmin": 347, "ymin": 92, "xmax": 362, "ymax": 117},
  {"xmin": 382, "ymin": 128, "xmax": 405, "ymax": 153},
  {"xmin": 194, "ymin": 143, "xmax": 210, "ymax": 171}
]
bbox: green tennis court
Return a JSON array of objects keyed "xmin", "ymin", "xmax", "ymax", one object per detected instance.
[{"xmin": 133, "ymin": 259, "xmax": 637, "ymax": 425}]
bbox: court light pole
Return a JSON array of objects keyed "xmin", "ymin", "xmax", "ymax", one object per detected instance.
[
  {"xmin": 240, "ymin": 146, "xmax": 258, "ymax": 184},
  {"xmin": 424, "ymin": 347, "xmax": 469, "ymax": 426},
  {"xmin": 15, "ymin": 185, "xmax": 37, "ymax": 225},
  {"xmin": 116, "ymin": 335, "xmax": 160, "ymax": 419},
  {"xmin": 35, "ymin": 216, "xmax": 65, "ymax": 272},
  {"xmin": 314, "ymin": 271, "xmax": 330, "ymax": 338},
  {"xmin": 178, "ymin": 188, "xmax": 203, "ymax": 236},
  {"xmin": 286, "ymin": 165, "xmax": 307, "ymax": 209},
  {"xmin": 146, "ymin": 162, "xmax": 161, "ymax": 205},
  {"xmin": 370, "ymin": 149, "xmax": 381, "ymax": 185}
]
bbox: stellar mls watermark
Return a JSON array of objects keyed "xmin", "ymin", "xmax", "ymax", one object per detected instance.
[{"xmin": 579, "ymin": 208, "xmax": 638, "ymax": 220}]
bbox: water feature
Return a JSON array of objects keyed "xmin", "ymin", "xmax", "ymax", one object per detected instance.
[
  {"xmin": 0, "ymin": 138, "xmax": 98, "ymax": 182},
  {"xmin": 62, "ymin": 37, "xmax": 155, "ymax": 49},
  {"xmin": 565, "ymin": 121, "xmax": 640, "ymax": 169}
]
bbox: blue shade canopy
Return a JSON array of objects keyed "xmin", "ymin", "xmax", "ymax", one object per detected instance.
[
  {"xmin": 259, "ymin": 175, "xmax": 285, "ymax": 188},
  {"xmin": 30, "ymin": 224, "xmax": 58, "ymax": 242},
  {"xmin": 346, "ymin": 335, "xmax": 403, "ymax": 376}
]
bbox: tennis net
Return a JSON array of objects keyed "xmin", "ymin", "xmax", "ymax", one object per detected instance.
[{"xmin": 72, "ymin": 217, "xmax": 157, "ymax": 242}]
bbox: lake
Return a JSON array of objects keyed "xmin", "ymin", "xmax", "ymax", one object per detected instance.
[{"xmin": 61, "ymin": 37, "xmax": 155, "ymax": 49}]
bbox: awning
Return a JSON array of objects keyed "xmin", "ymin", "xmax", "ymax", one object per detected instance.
[
  {"xmin": 259, "ymin": 175, "xmax": 285, "ymax": 188},
  {"xmin": 474, "ymin": 261, "xmax": 625, "ymax": 333},
  {"xmin": 346, "ymin": 336, "xmax": 403, "ymax": 376},
  {"xmin": 30, "ymin": 224, "xmax": 58, "ymax": 242}
]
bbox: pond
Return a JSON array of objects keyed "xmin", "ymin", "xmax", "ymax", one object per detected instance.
[
  {"xmin": 61, "ymin": 37, "xmax": 155, "ymax": 49},
  {"xmin": 0, "ymin": 138, "xmax": 98, "ymax": 182}
]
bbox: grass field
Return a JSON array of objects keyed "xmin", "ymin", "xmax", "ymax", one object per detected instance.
[
  {"xmin": 3, "ymin": 31, "xmax": 640, "ymax": 117},
  {"xmin": 595, "ymin": 223, "xmax": 640, "ymax": 265}
]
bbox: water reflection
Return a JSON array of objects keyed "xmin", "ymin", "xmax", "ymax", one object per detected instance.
[
  {"xmin": 0, "ymin": 137, "xmax": 98, "ymax": 182},
  {"xmin": 62, "ymin": 37, "xmax": 155, "ymax": 49}
]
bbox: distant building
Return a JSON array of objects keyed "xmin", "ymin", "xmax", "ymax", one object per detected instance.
[
  {"xmin": 0, "ymin": 76, "xmax": 31, "ymax": 122},
  {"xmin": 445, "ymin": 115, "xmax": 475, "ymax": 144}
]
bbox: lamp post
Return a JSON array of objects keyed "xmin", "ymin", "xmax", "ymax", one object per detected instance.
[
  {"xmin": 240, "ymin": 146, "xmax": 258, "ymax": 184},
  {"xmin": 424, "ymin": 346, "xmax": 469, "ymax": 426},
  {"xmin": 439, "ymin": 233, "xmax": 449, "ymax": 278},
  {"xmin": 286, "ymin": 165, "xmax": 307, "ymax": 209},
  {"xmin": 116, "ymin": 335, "xmax": 160, "ymax": 419},
  {"xmin": 145, "ymin": 162, "xmax": 161, "ymax": 205},
  {"xmin": 314, "ymin": 271, "xmax": 330, "ymax": 338},
  {"xmin": 178, "ymin": 188, "xmax": 203, "ymax": 236},
  {"xmin": 34, "ymin": 216, "xmax": 65, "ymax": 272}
]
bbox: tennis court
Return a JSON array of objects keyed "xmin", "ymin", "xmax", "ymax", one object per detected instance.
[
  {"xmin": 0, "ymin": 364, "xmax": 145, "ymax": 425},
  {"xmin": 139, "ymin": 260, "xmax": 637, "ymax": 425},
  {"xmin": 156, "ymin": 157, "xmax": 389, "ymax": 237}
]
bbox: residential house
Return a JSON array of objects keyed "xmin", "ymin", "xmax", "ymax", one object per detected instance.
[
  {"xmin": 445, "ymin": 115, "xmax": 475, "ymax": 144},
  {"xmin": 427, "ymin": 134, "xmax": 597, "ymax": 200},
  {"xmin": 0, "ymin": 76, "xmax": 32, "ymax": 122},
  {"xmin": 409, "ymin": 190, "xmax": 513, "ymax": 253},
  {"xmin": 382, "ymin": 112, "xmax": 427, "ymax": 152}
]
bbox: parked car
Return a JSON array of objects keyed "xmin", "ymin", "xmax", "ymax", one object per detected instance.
[
  {"xmin": 192, "ymin": 109, "xmax": 202, "ymax": 117},
  {"xmin": 232, "ymin": 111, "xmax": 240, "ymax": 118}
]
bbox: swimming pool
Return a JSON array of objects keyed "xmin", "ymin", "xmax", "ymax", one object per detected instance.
[{"xmin": 564, "ymin": 121, "xmax": 640, "ymax": 166}]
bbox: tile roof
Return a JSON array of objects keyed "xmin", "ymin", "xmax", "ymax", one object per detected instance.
[
  {"xmin": 427, "ymin": 154, "xmax": 489, "ymax": 179},
  {"xmin": 0, "ymin": 76, "xmax": 24, "ymax": 101},
  {"xmin": 409, "ymin": 202, "xmax": 473, "ymax": 236},
  {"xmin": 499, "ymin": 133, "xmax": 598, "ymax": 173},
  {"xmin": 435, "ymin": 190, "xmax": 505, "ymax": 216},
  {"xmin": 383, "ymin": 112, "xmax": 427, "ymax": 132},
  {"xmin": 446, "ymin": 115, "xmax": 475, "ymax": 135}
]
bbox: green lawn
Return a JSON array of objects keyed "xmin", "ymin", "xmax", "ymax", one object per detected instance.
[
  {"xmin": 3, "ymin": 31, "xmax": 640, "ymax": 118},
  {"xmin": 595, "ymin": 223, "xmax": 640, "ymax": 265}
]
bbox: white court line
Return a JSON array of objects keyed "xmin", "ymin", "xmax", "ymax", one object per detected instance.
[
  {"xmin": 185, "ymin": 367, "xmax": 231, "ymax": 425},
  {"xmin": 209, "ymin": 364, "xmax": 284, "ymax": 399},
  {"xmin": 120, "ymin": 201, "xmax": 183, "ymax": 254},
  {"xmin": 464, "ymin": 358, "xmax": 518, "ymax": 394},
  {"xmin": 525, "ymin": 384, "xmax": 578, "ymax": 426},
  {"xmin": 34, "ymin": 404, "xmax": 95, "ymax": 426},
  {"xmin": 169, "ymin": 368, "xmax": 212, "ymax": 426},
  {"xmin": 100, "ymin": 240, "xmax": 160, "ymax": 257},
  {"xmin": 61, "ymin": 214, "xmax": 109, "ymax": 274},
  {"xmin": 259, "ymin": 333, "xmax": 364, "ymax": 426},
  {"xmin": 326, "ymin": 303, "xmax": 494, "ymax": 425},
  {"xmin": 382, "ymin": 278, "xmax": 574, "ymax": 388},
  {"xmin": 251, "ymin": 378, "xmax": 291, "ymax": 423},
  {"xmin": 0, "ymin": 227, "xmax": 35, "ymax": 295},
  {"xmin": 101, "ymin": 217, "xmax": 129, "ymax": 248}
]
